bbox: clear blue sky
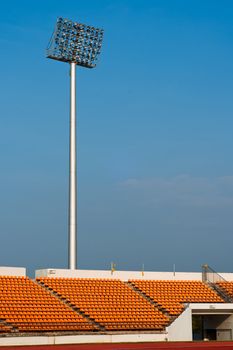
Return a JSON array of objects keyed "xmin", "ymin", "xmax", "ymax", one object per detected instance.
[{"xmin": 1, "ymin": 0, "xmax": 233, "ymax": 276}]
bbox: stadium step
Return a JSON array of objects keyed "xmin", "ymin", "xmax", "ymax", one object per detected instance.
[
  {"xmin": 35, "ymin": 280, "xmax": 105, "ymax": 332},
  {"xmin": 125, "ymin": 281, "xmax": 174, "ymax": 325}
]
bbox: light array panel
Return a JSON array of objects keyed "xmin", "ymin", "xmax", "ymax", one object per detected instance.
[{"xmin": 47, "ymin": 17, "xmax": 104, "ymax": 68}]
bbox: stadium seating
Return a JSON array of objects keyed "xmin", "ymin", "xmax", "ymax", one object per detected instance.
[
  {"xmin": 38, "ymin": 277, "xmax": 170, "ymax": 331},
  {"xmin": 0, "ymin": 275, "xmax": 227, "ymax": 334},
  {"xmin": 129, "ymin": 280, "xmax": 224, "ymax": 315},
  {"xmin": 0, "ymin": 276, "xmax": 95, "ymax": 332}
]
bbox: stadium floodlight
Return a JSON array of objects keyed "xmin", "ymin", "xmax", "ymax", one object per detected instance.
[
  {"xmin": 47, "ymin": 17, "xmax": 104, "ymax": 270},
  {"xmin": 47, "ymin": 17, "xmax": 104, "ymax": 68}
]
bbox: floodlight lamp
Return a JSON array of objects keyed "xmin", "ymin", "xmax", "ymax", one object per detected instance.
[{"xmin": 47, "ymin": 17, "xmax": 104, "ymax": 68}]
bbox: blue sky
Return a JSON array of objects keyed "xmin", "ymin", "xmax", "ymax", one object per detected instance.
[{"xmin": 1, "ymin": 0, "xmax": 233, "ymax": 276}]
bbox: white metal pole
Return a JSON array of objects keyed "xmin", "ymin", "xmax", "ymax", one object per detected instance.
[{"xmin": 69, "ymin": 62, "xmax": 77, "ymax": 269}]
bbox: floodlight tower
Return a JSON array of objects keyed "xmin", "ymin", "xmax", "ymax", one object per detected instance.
[{"xmin": 47, "ymin": 18, "xmax": 104, "ymax": 270}]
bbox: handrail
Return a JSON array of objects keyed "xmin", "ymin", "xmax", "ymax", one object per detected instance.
[
  {"xmin": 202, "ymin": 264, "xmax": 227, "ymax": 283},
  {"xmin": 202, "ymin": 264, "xmax": 233, "ymax": 303}
]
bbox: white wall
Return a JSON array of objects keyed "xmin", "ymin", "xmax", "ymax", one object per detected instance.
[
  {"xmin": 220, "ymin": 273, "xmax": 233, "ymax": 281},
  {"xmin": 0, "ymin": 333, "xmax": 167, "ymax": 346},
  {"xmin": 35, "ymin": 268, "xmax": 202, "ymax": 281},
  {"xmin": 0, "ymin": 266, "xmax": 26, "ymax": 277},
  {"xmin": 166, "ymin": 307, "xmax": 192, "ymax": 341}
]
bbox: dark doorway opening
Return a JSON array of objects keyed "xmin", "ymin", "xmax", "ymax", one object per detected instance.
[{"xmin": 192, "ymin": 315, "xmax": 203, "ymax": 340}]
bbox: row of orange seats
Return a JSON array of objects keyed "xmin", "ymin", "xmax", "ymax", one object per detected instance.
[
  {"xmin": 0, "ymin": 323, "xmax": 13, "ymax": 333},
  {"xmin": 38, "ymin": 277, "xmax": 169, "ymax": 331}
]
